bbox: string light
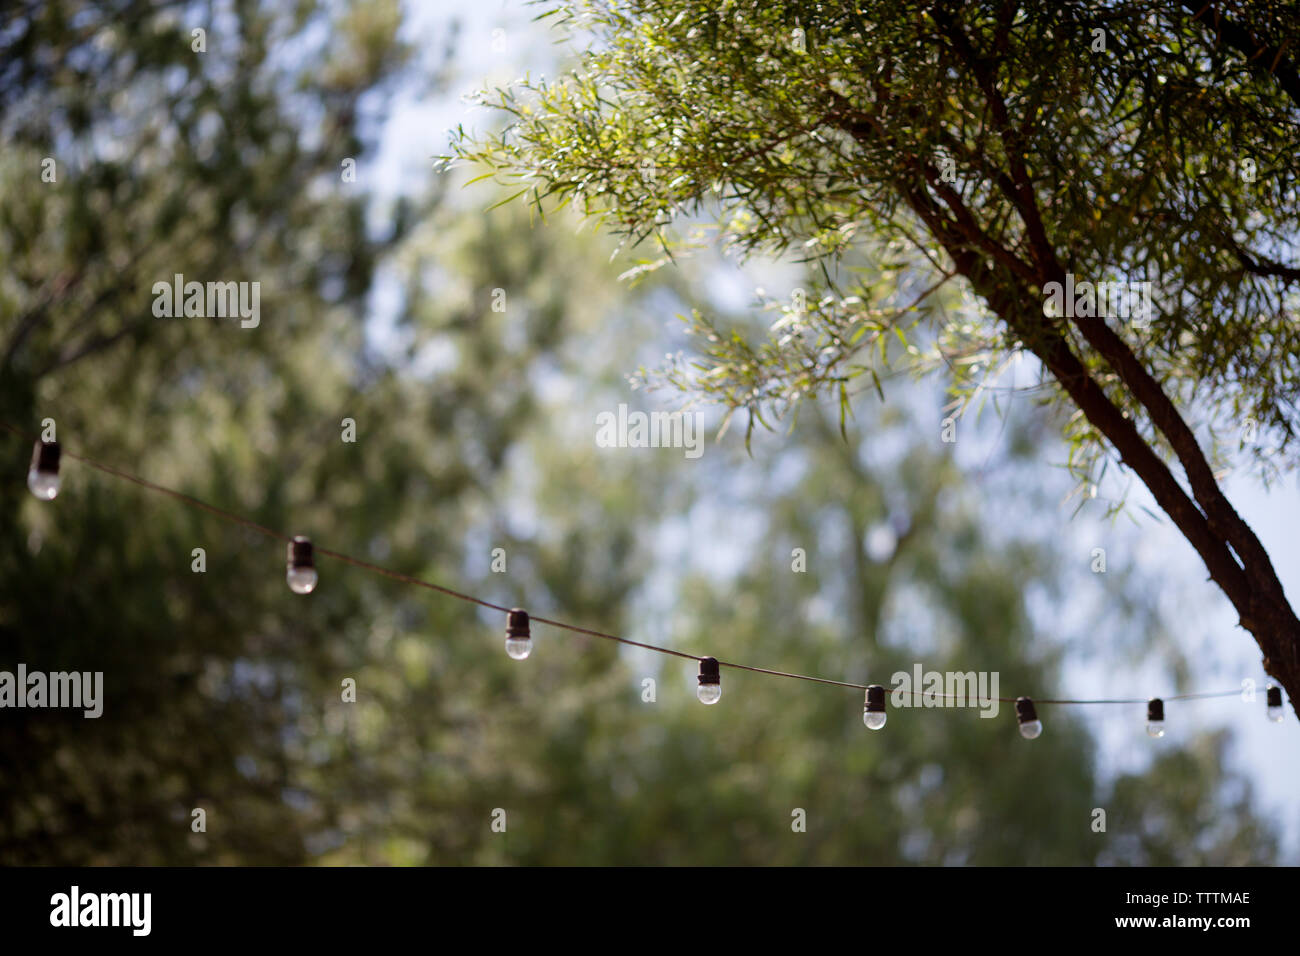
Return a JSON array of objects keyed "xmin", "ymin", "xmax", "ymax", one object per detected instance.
[
  {"xmin": 1267, "ymin": 685, "xmax": 1284, "ymax": 723},
  {"xmin": 1016, "ymin": 697, "xmax": 1042, "ymax": 739},
  {"xmin": 0, "ymin": 420, "xmax": 1277, "ymax": 726},
  {"xmin": 27, "ymin": 440, "xmax": 61, "ymax": 500},
  {"xmin": 697, "ymin": 657, "xmax": 721, "ymax": 704},
  {"xmin": 863, "ymin": 684, "xmax": 887, "ymax": 729},
  {"xmin": 1146, "ymin": 698, "xmax": 1165, "ymax": 738},
  {"xmin": 505, "ymin": 608, "xmax": 532, "ymax": 660},
  {"xmin": 286, "ymin": 536, "xmax": 318, "ymax": 594}
]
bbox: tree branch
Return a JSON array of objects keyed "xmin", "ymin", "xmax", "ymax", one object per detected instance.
[{"xmin": 1182, "ymin": 1, "xmax": 1300, "ymax": 109}]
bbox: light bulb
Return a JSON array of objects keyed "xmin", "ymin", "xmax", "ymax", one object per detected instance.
[
  {"xmin": 505, "ymin": 608, "xmax": 532, "ymax": 660},
  {"xmin": 1146, "ymin": 698, "xmax": 1165, "ymax": 738},
  {"xmin": 286, "ymin": 566, "xmax": 318, "ymax": 594},
  {"xmin": 286, "ymin": 536, "xmax": 318, "ymax": 594},
  {"xmin": 1267, "ymin": 685, "xmax": 1284, "ymax": 723},
  {"xmin": 27, "ymin": 440, "xmax": 61, "ymax": 500},
  {"xmin": 863, "ymin": 684, "xmax": 887, "ymax": 730},
  {"xmin": 1015, "ymin": 696, "xmax": 1042, "ymax": 739},
  {"xmin": 27, "ymin": 469, "xmax": 60, "ymax": 500},
  {"xmin": 697, "ymin": 657, "xmax": 721, "ymax": 705}
]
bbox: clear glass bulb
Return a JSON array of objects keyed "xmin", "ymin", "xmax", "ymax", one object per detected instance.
[
  {"xmin": 863, "ymin": 710, "xmax": 887, "ymax": 730},
  {"xmin": 697, "ymin": 683, "xmax": 721, "ymax": 705},
  {"xmin": 27, "ymin": 468, "xmax": 60, "ymax": 500},
  {"xmin": 1018, "ymin": 719, "xmax": 1042, "ymax": 740},
  {"xmin": 1268, "ymin": 705, "xmax": 1284, "ymax": 723},
  {"xmin": 1146, "ymin": 720, "xmax": 1165, "ymax": 738},
  {"xmin": 505, "ymin": 637, "xmax": 532, "ymax": 660},
  {"xmin": 286, "ymin": 566, "xmax": 318, "ymax": 594}
]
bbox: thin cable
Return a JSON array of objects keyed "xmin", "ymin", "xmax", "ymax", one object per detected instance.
[
  {"xmin": 531, "ymin": 614, "xmax": 701, "ymax": 661},
  {"xmin": 1, "ymin": 421, "xmax": 1252, "ymax": 706},
  {"xmin": 1037, "ymin": 689, "xmax": 1246, "ymax": 705},
  {"xmin": 1166, "ymin": 689, "xmax": 1246, "ymax": 702},
  {"xmin": 716, "ymin": 661, "xmax": 869, "ymax": 690},
  {"xmin": 0, "ymin": 422, "xmax": 701, "ymax": 661},
  {"xmin": 9, "ymin": 425, "xmax": 295, "ymax": 545}
]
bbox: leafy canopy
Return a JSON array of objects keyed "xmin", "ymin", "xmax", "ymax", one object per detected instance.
[{"xmin": 454, "ymin": 0, "xmax": 1300, "ymax": 488}]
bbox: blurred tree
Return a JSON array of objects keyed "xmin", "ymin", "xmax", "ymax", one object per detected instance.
[
  {"xmin": 0, "ymin": 0, "xmax": 1280, "ymax": 865},
  {"xmin": 1103, "ymin": 731, "xmax": 1278, "ymax": 866},
  {"xmin": 0, "ymin": 0, "xmax": 423, "ymax": 862}
]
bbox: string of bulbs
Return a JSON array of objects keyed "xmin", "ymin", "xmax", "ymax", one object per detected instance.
[{"xmin": 6, "ymin": 421, "xmax": 1291, "ymax": 738}]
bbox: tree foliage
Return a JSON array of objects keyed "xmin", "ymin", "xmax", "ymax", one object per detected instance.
[
  {"xmin": 454, "ymin": 0, "xmax": 1300, "ymax": 714},
  {"xmin": 0, "ymin": 0, "xmax": 1284, "ymax": 864}
]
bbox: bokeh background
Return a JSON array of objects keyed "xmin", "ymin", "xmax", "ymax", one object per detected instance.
[{"xmin": 0, "ymin": 0, "xmax": 1295, "ymax": 865}]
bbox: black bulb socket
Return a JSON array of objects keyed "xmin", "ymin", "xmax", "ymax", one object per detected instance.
[
  {"xmin": 506, "ymin": 608, "xmax": 530, "ymax": 639},
  {"xmin": 288, "ymin": 536, "xmax": 314, "ymax": 568},
  {"xmin": 31, "ymin": 440, "xmax": 60, "ymax": 474}
]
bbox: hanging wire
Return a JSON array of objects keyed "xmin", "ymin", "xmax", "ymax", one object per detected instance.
[{"xmin": 1, "ymin": 420, "xmax": 1254, "ymax": 706}]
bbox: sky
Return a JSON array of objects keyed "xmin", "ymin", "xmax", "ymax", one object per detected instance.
[{"xmin": 361, "ymin": 0, "xmax": 1300, "ymax": 857}]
